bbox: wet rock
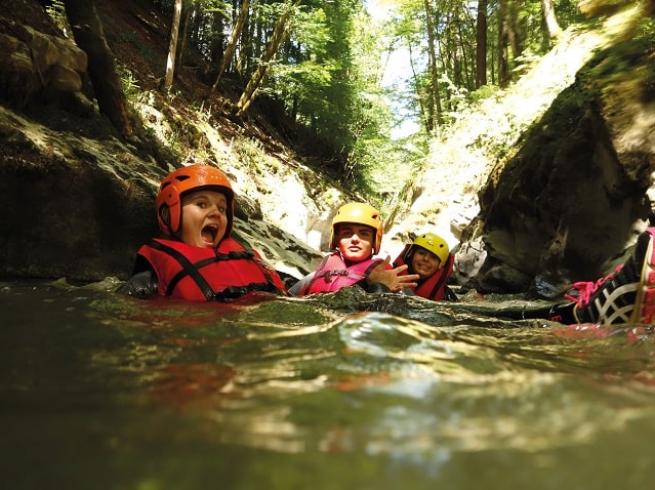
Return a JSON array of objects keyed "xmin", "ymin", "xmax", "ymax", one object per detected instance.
[
  {"xmin": 475, "ymin": 262, "xmax": 532, "ymax": 294},
  {"xmin": 478, "ymin": 41, "xmax": 655, "ymax": 286},
  {"xmin": 453, "ymin": 236, "xmax": 487, "ymax": 285},
  {"xmin": 0, "ymin": 34, "xmax": 39, "ymax": 106},
  {"xmin": 0, "ymin": 101, "xmax": 321, "ymax": 282},
  {"xmin": 387, "ymin": 18, "xmax": 654, "ymax": 294},
  {"xmin": 234, "ymin": 193, "xmax": 263, "ymax": 221},
  {"xmin": 0, "ymin": 13, "xmax": 88, "ymax": 111}
]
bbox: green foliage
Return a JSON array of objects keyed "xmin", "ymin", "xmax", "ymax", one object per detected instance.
[
  {"xmin": 233, "ymin": 137, "xmax": 267, "ymax": 169},
  {"xmin": 380, "ymin": 0, "xmax": 596, "ymax": 142},
  {"xmin": 260, "ymin": 0, "xmax": 397, "ymax": 197},
  {"xmin": 469, "ymin": 83, "xmax": 500, "ymax": 103},
  {"xmin": 117, "ymin": 65, "xmax": 141, "ymax": 100},
  {"xmin": 195, "ymin": 0, "xmax": 231, "ymax": 16}
]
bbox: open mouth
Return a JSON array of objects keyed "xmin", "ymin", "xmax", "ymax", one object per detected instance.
[{"xmin": 201, "ymin": 224, "xmax": 218, "ymax": 244}]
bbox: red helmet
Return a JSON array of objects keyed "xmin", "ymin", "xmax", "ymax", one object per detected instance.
[{"xmin": 156, "ymin": 164, "xmax": 235, "ymax": 238}]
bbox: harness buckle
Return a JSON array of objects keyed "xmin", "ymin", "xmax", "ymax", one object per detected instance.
[{"xmin": 323, "ymin": 270, "xmax": 349, "ymax": 283}]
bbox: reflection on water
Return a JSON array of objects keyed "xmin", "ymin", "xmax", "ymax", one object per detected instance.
[{"xmin": 1, "ymin": 281, "xmax": 655, "ymax": 489}]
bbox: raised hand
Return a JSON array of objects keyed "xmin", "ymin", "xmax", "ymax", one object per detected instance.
[{"xmin": 367, "ymin": 256, "xmax": 420, "ymax": 292}]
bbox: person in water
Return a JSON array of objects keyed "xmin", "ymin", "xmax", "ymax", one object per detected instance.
[
  {"xmin": 289, "ymin": 202, "xmax": 420, "ymax": 296},
  {"xmin": 392, "ymin": 232, "xmax": 457, "ymax": 301},
  {"xmin": 120, "ymin": 164, "xmax": 286, "ymax": 301},
  {"xmin": 389, "ymin": 227, "xmax": 655, "ymax": 327},
  {"xmin": 542, "ymin": 227, "xmax": 655, "ymax": 326}
]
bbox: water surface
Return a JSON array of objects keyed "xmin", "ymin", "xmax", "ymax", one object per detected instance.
[{"xmin": 2, "ymin": 281, "xmax": 654, "ymax": 489}]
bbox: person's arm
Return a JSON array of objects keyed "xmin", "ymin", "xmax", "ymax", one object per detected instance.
[
  {"xmin": 288, "ymin": 272, "xmax": 316, "ymax": 297},
  {"xmin": 366, "ymin": 257, "xmax": 420, "ymax": 292},
  {"xmin": 117, "ymin": 269, "xmax": 158, "ymax": 298}
]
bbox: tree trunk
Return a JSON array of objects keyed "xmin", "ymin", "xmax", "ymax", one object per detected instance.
[
  {"xmin": 475, "ymin": 0, "xmax": 488, "ymax": 87},
  {"xmin": 63, "ymin": 0, "xmax": 132, "ymax": 138},
  {"xmin": 235, "ymin": 0, "xmax": 300, "ymax": 117},
  {"xmin": 423, "ymin": 0, "xmax": 442, "ymax": 128},
  {"xmin": 490, "ymin": 28, "xmax": 495, "ymax": 84},
  {"xmin": 162, "ymin": 0, "xmax": 183, "ymax": 92},
  {"xmin": 254, "ymin": 14, "xmax": 263, "ymax": 60},
  {"xmin": 506, "ymin": 0, "xmax": 523, "ymax": 59},
  {"xmin": 236, "ymin": 3, "xmax": 253, "ymax": 76},
  {"xmin": 457, "ymin": 21, "xmax": 472, "ymax": 90},
  {"xmin": 175, "ymin": 1, "xmax": 193, "ymax": 76},
  {"xmin": 190, "ymin": 2, "xmax": 202, "ymax": 47},
  {"xmin": 210, "ymin": 10, "xmax": 225, "ymax": 65},
  {"xmin": 408, "ymin": 40, "xmax": 430, "ymax": 133},
  {"xmin": 290, "ymin": 93, "xmax": 298, "ymax": 121},
  {"xmin": 498, "ymin": 0, "xmax": 509, "ymax": 87},
  {"xmin": 211, "ymin": 0, "xmax": 250, "ymax": 94},
  {"xmin": 541, "ymin": 0, "xmax": 562, "ymax": 40},
  {"xmin": 440, "ymin": 46, "xmax": 452, "ymax": 111}
]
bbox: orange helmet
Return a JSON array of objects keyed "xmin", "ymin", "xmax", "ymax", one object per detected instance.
[
  {"xmin": 156, "ymin": 164, "xmax": 235, "ymax": 238},
  {"xmin": 329, "ymin": 202, "xmax": 384, "ymax": 253}
]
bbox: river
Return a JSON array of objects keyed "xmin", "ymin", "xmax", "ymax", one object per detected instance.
[{"xmin": 2, "ymin": 280, "xmax": 654, "ymax": 489}]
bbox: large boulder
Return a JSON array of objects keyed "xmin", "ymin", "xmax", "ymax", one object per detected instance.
[
  {"xmin": 0, "ymin": 6, "xmax": 89, "ymax": 110},
  {"xmin": 475, "ymin": 36, "xmax": 655, "ymax": 292}
]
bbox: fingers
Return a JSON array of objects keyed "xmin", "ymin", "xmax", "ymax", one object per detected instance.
[
  {"xmin": 372, "ymin": 256, "xmax": 391, "ymax": 271},
  {"xmin": 393, "ymin": 264, "xmax": 408, "ymax": 274},
  {"xmin": 397, "ymin": 273, "xmax": 419, "ymax": 290},
  {"xmin": 397, "ymin": 273, "xmax": 419, "ymax": 283}
]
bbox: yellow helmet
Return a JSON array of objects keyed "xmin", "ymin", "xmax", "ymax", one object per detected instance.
[
  {"xmin": 412, "ymin": 233, "xmax": 449, "ymax": 265},
  {"xmin": 329, "ymin": 202, "xmax": 384, "ymax": 253}
]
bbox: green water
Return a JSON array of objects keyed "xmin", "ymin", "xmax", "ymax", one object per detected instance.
[{"xmin": 2, "ymin": 281, "xmax": 655, "ymax": 489}]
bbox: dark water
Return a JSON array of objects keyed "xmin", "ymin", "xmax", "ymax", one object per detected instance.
[{"xmin": 2, "ymin": 281, "xmax": 655, "ymax": 489}]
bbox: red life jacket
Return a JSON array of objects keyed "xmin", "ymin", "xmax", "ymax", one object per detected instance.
[
  {"xmin": 393, "ymin": 244, "xmax": 454, "ymax": 301},
  {"xmin": 137, "ymin": 237, "xmax": 286, "ymax": 302},
  {"xmin": 298, "ymin": 252, "xmax": 384, "ymax": 296}
]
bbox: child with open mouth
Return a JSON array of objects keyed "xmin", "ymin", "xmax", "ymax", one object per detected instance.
[{"xmin": 120, "ymin": 164, "xmax": 286, "ymax": 301}]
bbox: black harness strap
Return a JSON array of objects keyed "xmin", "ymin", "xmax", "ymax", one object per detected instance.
[
  {"xmin": 166, "ymin": 250, "xmax": 254, "ymax": 296},
  {"xmin": 195, "ymin": 250, "xmax": 254, "ymax": 270},
  {"xmin": 151, "ymin": 241, "xmax": 280, "ymax": 301},
  {"xmin": 320, "ymin": 270, "xmax": 349, "ymax": 283},
  {"xmin": 249, "ymin": 254, "xmax": 285, "ymax": 295},
  {"xmin": 149, "ymin": 240, "xmax": 215, "ymax": 301}
]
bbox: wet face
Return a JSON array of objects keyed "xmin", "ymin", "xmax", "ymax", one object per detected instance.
[
  {"xmin": 336, "ymin": 223, "xmax": 375, "ymax": 262},
  {"xmin": 180, "ymin": 189, "xmax": 228, "ymax": 248},
  {"xmin": 411, "ymin": 247, "xmax": 441, "ymax": 279}
]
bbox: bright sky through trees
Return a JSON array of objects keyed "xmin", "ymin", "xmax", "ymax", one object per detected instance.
[{"xmin": 366, "ymin": 0, "xmax": 421, "ymax": 139}]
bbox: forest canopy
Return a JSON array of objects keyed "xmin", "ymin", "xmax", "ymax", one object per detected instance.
[{"xmin": 47, "ymin": 0, "xmax": 647, "ymax": 197}]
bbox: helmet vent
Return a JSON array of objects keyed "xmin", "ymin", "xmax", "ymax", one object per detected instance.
[{"xmin": 175, "ymin": 175, "xmax": 191, "ymax": 182}]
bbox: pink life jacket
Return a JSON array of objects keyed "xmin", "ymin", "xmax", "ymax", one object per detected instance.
[
  {"xmin": 393, "ymin": 244, "xmax": 454, "ymax": 301},
  {"xmin": 298, "ymin": 252, "xmax": 384, "ymax": 296},
  {"xmin": 137, "ymin": 237, "xmax": 286, "ymax": 302}
]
